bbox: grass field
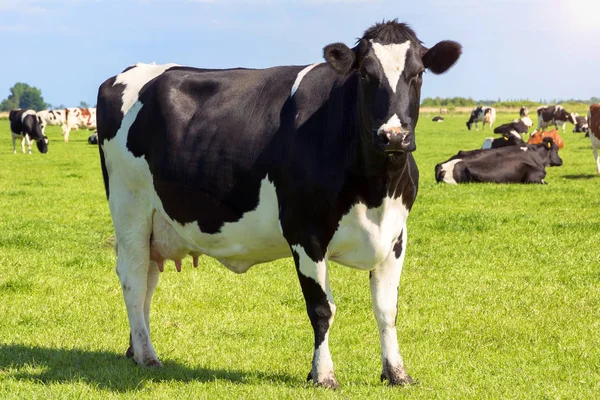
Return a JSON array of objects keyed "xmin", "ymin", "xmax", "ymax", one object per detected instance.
[{"xmin": 1, "ymin": 113, "xmax": 599, "ymax": 399}]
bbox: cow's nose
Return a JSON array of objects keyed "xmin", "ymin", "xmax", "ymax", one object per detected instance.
[{"xmin": 377, "ymin": 127, "xmax": 414, "ymax": 152}]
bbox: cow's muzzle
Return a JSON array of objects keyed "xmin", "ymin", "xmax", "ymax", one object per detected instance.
[{"xmin": 377, "ymin": 127, "xmax": 416, "ymax": 153}]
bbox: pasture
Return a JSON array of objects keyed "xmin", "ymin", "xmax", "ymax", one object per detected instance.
[{"xmin": 0, "ymin": 113, "xmax": 598, "ymax": 399}]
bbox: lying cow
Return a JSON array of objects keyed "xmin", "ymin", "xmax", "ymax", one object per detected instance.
[
  {"xmin": 435, "ymin": 137, "xmax": 562, "ymax": 184},
  {"xmin": 481, "ymin": 132, "xmax": 524, "ymax": 149},
  {"xmin": 573, "ymin": 115, "xmax": 588, "ymax": 135},
  {"xmin": 527, "ymin": 129, "xmax": 564, "ymax": 149},
  {"xmin": 9, "ymin": 109, "xmax": 49, "ymax": 154},
  {"xmin": 588, "ymin": 104, "xmax": 600, "ymax": 174},
  {"xmin": 37, "ymin": 109, "xmax": 66, "ymax": 136},
  {"xmin": 432, "ymin": 116, "xmax": 444, "ymax": 122},
  {"xmin": 493, "ymin": 117, "xmax": 533, "ymax": 137},
  {"xmin": 97, "ymin": 21, "xmax": 461, "ymax": 388},
  {"xmin": 537, "ymin": 105, "xmax": 576, "ymax": 133},
  {"xmin": 466, "ymin": 106, "xmax": 496, "ymax": 130}
]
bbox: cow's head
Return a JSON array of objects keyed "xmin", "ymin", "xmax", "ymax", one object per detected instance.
[
  {"xmin": 323, "ymin": 20, "xmax": 461, "ymax": 153},
  {"xmin": 36, "ymin": 135, "xmax": 49, "ymax": 154},
  {"xmin": 567, "ymin": 112, "xmax": 577, "ymax": 125},
  {"xmin": 542, "ymin": 137, "xmax": 562, "ymax": 166}
]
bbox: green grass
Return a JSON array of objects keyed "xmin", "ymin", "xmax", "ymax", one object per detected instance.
[{"xmin": 1, "ymin": 115, "xmax": 599, "ymax": 399}]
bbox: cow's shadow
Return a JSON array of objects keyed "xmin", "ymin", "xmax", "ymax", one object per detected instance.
[
  {"xmin": 563, "ymin": 174, "xmax": 598, "ymax": 180},
  {"xmin": 0, "ymin": 344, "xmax": 298, "ymax": 392}
]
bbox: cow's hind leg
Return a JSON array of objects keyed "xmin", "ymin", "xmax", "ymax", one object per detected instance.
[
  {"xmin": 370, "ymin": 225, "xmax": 413, "ymax": 386},
  {"xmin": 110, "ymin": 181, "xmax": 160, "ymax": 367},
  {"xmin": 291, "ymin": 245, "xmax": 338, "ymax": 389}
]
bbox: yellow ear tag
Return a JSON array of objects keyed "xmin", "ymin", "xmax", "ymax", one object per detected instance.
[
  {"xmin": 504, "ymin": 136, "xmax": 508, "ymax": 140},
  {"xmin": 547, "ymin": 142, "xmax": 552, "ymax": 148}
]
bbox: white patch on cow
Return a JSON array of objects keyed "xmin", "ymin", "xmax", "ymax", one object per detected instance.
[
  {"xmin": 291, "ymin": 63, "xmax": 319, "ymax": 97},
  {"xmin": 520, "ymin": 147, "xmax": 528, "ymax": 152},
  {"xmin": 509, "ymin": 130, "xmax": 521, "ymax": 141},
  {"xmin": 589, "ymin": 133, "xmax": 600, "ymax": 174},
  {"xmin": 439, "ymin": 159, "xmax": 461, "ymax": 185},
  {"xmin": 114, "ymin": 62, "xmax": 180, "ymax": 114},
  {"xmin": 370, "ymin": 40, "xmax": 411, "ymax": 93},
  {"xmin": 21, "ymin": 110, "xmax": 35, "ymax": 122},
  {"xmin": 328, "ymin": 196, "xmax": 410, "ymax": 270},
  {"xmin": 521, "ymin": 116, "xmax": 533, "ymax": 128},
  {"xmin": 481, "ymin": 138, "xmax": 493, "ymax": 149},
  {"xmin": 377, "ymin": 114, "xmax": 402, "ymax": 134}
]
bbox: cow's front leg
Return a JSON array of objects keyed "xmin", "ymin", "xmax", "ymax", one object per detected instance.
[
  {"xmin": 370, "ymin": 225, "xmax": 413, "ymax": 386},
  {"xmin": 291, "ymin": 245, "xmax": 338, "ymax": 389}
]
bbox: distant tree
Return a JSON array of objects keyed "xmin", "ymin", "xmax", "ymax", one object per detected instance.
[
  {"xmin": 79, "ymin": 101, "xmax": 90, "ymax": 108},
  {"xmin": 0, "ymin": 82, "xmax": 48, "ymax": 111}
]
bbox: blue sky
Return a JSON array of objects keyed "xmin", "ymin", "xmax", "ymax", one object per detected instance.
[{"xmin": 1, "ymin": 0, "xmax": 598, "ymax": 108}]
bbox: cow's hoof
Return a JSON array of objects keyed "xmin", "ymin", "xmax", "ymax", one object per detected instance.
[
  {"xmin": 307, "ymin": 372, "xmax": 339, "ymax": 389},
  {"xmin": 125, "ymin": 346, "xmax": 134, "ymax": 359},
  {"xmin": 144, "ymin": 358, "xmax": 163, "ymax": 368},
  {"xmin": 380, "ymin": 371, "xmax": 415, "ymax": 386}
]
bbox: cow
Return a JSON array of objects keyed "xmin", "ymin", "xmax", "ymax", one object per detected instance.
[
  {"xmin": 519, "ymin": 106, "xmax": 529, "ymax": 117},
  {"xmin": 536, "ymin": 105, "xmax": 576, "ymax": 133},
  {"xmin": 435, "ymin": 137, "xmax": 562, "ymax": 184},
  {"xmin": 573, "ymin": 114, "xmax": 588, "ymax": 135},
  {"xmin": 37, "ymin": 109, "xmax": 66, "ymax": 136},
  {"xmin": 9, "ymin": 109, "xmax": 49, "ymax": 154},
  {"xmin": 492, "ymin": 116, "xmax": 533, "ymax": 137},
  {"xmin": 466, "ymin": 106, "xmax": 496, "ymax": 130},
  {"xmin": 88, "ymin": 131, "xmax": 98, "ymax": 145},
  {"xmin": 432, "ymin": 116, "xmax": 444, "ymax": 122},
  {"xmin": 527, "ymin": 129, "xmax": 564, "ymax": 149},
  {"xmin": 96, "ymin": 21, "xmax": 461, "ymax": 388},
  {"xmin": 481, "ymin": 132, "xmax": 524, "ymax": 149},
  {"xmin": 63, "ymin": 107, "xmax": 97, "ymax": 142},
  {"xmin": 588, "ymin": 104, "xmax": 600, "ymax": 174}
]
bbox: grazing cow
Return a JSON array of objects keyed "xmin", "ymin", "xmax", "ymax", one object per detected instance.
[
  {"xmin": 537, "ymin": 105, "xmax": 576, "ymax": 133},
  {"xmin": 588, "ymin": 104, "xmax": 600, "ymax": 174},
  {"xmin": 432, "ymin": 116, "xmax": 444, "ymax": 122},
  {"xmin": 481, "ymin": 132, "xmax": 524, "ymax": 149},
  {"xmin": 63, "ymin": 107, "xmax": 97, "ymax": 142},
  {"xmin": 88, "ymin": 131, "xmax": 98, "ymax": 145},
  {"xmin": 97, "ymin": 21, "xmax": 461, "ymax": 388},
  {"xmin": 37, "ymin": 109, "xmax": 66, "ymax": 135},
  {"xmin": 573, "ymin": 115, "xmax": 588, "ymax": 135},
  {"xmin": 9, "ymin": 109, "xmax": 49, "ymax": 154},
  {"xmin": 435, "ymin": 137, "xmax": 562, "ymax": 184},
  {"xmin": 527, "ymin": 129, "xmax": 564, "ymax": 149},
  {"xmin": 466, "ymin": 106, "xmax": 496, "ymax": 130},
  {"xmin": 520, "ymin": 106, "xmax": 529, "ymax": 117}
]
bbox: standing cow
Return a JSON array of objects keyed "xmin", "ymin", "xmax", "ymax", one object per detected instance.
[
  {"xmin": 37, "ymin": 109, "xmax": 66, "ymax": 136},
  {"xmin": 466, "ymin": 106, "xmax": 496, "ymax": 130},
  {"xmin": 588, "ymin": 104, "xmax": 600, "ymax": 174},
  {"xmin": 97, "ymin": 21, "xmax": 461, "ymax": 387},
  {"xmin": 63, "ymin": 107, "xmax": 97, "ymax": 142},
  {"xmin": 536, "ymin": 105, "xmax": 576, "ymax": 133},
  {"xmin": 9, "ymin": 109, "xmax": 49, "ymax": 154}
]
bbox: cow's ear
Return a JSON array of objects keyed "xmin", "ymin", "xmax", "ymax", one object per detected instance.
[
  {"xmin": 422, "ymin": 40, "xmax": 462, "ymax": 74},
  {"xmin": 324, "ymin": 42, "xmax": 356, "ymax": 75}
]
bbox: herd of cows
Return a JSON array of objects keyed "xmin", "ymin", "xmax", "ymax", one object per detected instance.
[
  {"xmin": 4, "ymin": 20, "xmax": 600, "ymax": 389},
  {"xmin": 434, "ymin": 104, "xmax": 600, "ymax": 184}
]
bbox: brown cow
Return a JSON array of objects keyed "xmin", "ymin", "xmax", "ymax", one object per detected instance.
[
  {"xmin": 588, "ymin": 104, "xmax": 600, "ymax": 174},
  {"xmin": 528, "ymin": 129, "xmax": 564, "ymax": 149}
]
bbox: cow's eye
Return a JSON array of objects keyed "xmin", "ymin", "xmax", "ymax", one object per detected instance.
[{"xmin": 417, "ymin": 70, "xmax": 425, "ymax": 79}]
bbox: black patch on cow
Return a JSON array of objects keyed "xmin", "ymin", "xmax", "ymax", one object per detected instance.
[
  {"xmin": 494, "ymin": 120, "xmax": 528, "ymax": 135},
  {"xmin": 99, "ymin": 145, "xmax": 110, "ymax": 199},
  {"xmin": 362, "ymin": 20, "xmax": 421, "ymax": 46},
  {"xmin": 392, "ymin": 231, "xmax": 404, "ymax": 259},
  {"xmin": 96, "ymin": 76, "xmax": 125, "ymax": 144},
  {"xmin": 292, "ymin": 249, "xmax": 332, "ymax": 351}
]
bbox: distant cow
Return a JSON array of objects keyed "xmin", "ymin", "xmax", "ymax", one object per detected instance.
[
  {"xmin": 63, "ymin": 107, "xmax": 97, "ymax": 142},
  {"xmin": 520, "ymin": 106, "xmax": 529, "ymax": 117},
  {"xmin": 528, "ymin": 129, "xmax": 564, "ymax": 149},
  {"xmin": 37, "ymin": 109, "xmax": 66, "ymax": 135},
  {"xmin": 481, "ymin": 132, "xmax": 524, "ymax": 149},
  {"xmin": 537, "ymin": 105, "xmax": 576, "ymax": 133},
  {"xmin": 88, "ymin": 132, "xmax": 98, "ymax": 144},
  {"xmin": 432, "ymin": 116, "xmax": 444, "ymax": 122},
  {"xmin": 9, "ymin": 109, "xmax": 49, "ymax": 154},
  {"xmin": 466, "ymin": 106, "xmax": 496, "ymax": 130},
  {"xmin": 435, "ymin": 137, "xmax": 562, "ymax": 184},
  {"xmin": 588, "ymin": 104, "xmax": 600, "ymax": 174},
  {"xmin": 573, "ymin": 115, "xmax": 588, "ymax": 135},
  {"xmin": 97, "ymin": 21, "xmax": 462, "ymax": 387},
  {"xmin": 493, "ymin": 116, "xmax": 533, "ymax": 136}
]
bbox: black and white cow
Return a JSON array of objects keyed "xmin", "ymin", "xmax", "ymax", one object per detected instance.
[
  {"xmin": 481, "ymin": 132, "xmax": 524, "ymax": 149},
  {"xmin": 97, "ymin": 21, "xmax": 461, "ymax": 388},
  {"xmin": 432, "ymin": 116, "xmax": 444, "ymax": 122},
  {"xmin": 537, "ymin": 105, "xmax": 576, "ymax": 133},
  {"xmin": 573, "ymin": 114, "xmax": 588, "ymax": 135},
  {"xmin": 9, "ymin": 109, "xmax": 49, "ymax": 154},
  {"xmin": 466, "ymin": 106, "xmax": 496, "ymax": 130},
  {"xmin": 519, "ymin": 106, "xmax": 529, "ymax": 117},
  {"xmin": 492, "ymin": 116, "xmax": 533, "ymax": 137},
  {"xmin": 435, "ymin": 137, "xmax": 562, "ymax": 184},
  {"xmin": 37, "ymin": 109, "xmax": 66, "ymax": 136}
]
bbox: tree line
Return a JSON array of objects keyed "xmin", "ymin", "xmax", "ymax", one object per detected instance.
[
  {"xmin": 421, "ymin": 96, "xmax": 600, "ymax": 108},
  {"xmin": 0, "ymin": 82, "xmax": 92, "ymax": 112}
]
